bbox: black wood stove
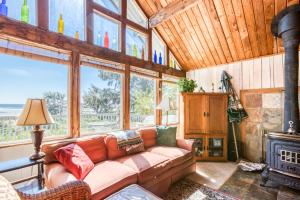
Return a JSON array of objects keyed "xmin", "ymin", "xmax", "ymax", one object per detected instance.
[{"xmin": 261, "ymin": 5, "xmax": 300, "ymax": 190}]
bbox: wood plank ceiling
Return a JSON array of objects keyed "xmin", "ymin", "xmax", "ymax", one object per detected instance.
[{"xmin": 137, "ymin": 0, "xmax": 300, "ymax": 71}]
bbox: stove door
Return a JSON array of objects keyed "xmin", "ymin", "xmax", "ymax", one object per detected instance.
[{"xmin": 273, "ymin": 141, "xmax": 300, "ymax": 176}]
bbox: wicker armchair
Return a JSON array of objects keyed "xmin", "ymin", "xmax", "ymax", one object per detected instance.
[{"xmin": 17, "ymin": 181, "xmax": 91, "ymax": 200}]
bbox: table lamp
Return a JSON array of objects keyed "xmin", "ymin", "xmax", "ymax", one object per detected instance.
[
  {"xmin": 16, "ymin": 99, "xmax": 54, "ymax": 160},
  {"xmin": 156, "ymin": 97, "xmax": 176, "ymax": 125}
]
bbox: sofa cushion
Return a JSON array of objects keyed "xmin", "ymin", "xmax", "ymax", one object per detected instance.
[
  {"xmin": 42, "ymin": 135, "xmax": 107, "ymax": 164},
  {"xmin": 84, "ymin": 161, "xmax": 137, "ymax": 199},
  {"xmin": 147, "ymin": 146, "xmax": 192, "ymax": 167},
  {"xmin": 76, "ymin": 136, "xmax": 107, "ymax": 163},
  {"xmin": 105, "ymin": 135, "xmax": 126, "ymax": 160},
  {"xmin": 116, "ymin": 152, "xmax": 171, "ymax": 183},
  {"xmin": 54, "ymin": 143, "xmax": 94, "ymax": 180},
  {"xmin": 156, "ymin": 126, "xmax": 177, "ymax": 147},
  {"xmin": 138, "ymin": 127, "xmax": 157, "ymax": 148}
]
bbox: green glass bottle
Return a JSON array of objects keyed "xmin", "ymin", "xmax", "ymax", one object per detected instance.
[
  {"xmin": 58, "ymin": 14, "xmax": 64, "ymax": 34},
  {"xmin": 21, "ymin": 0, "xmax": 29, "ymax": 23},
  {"xmin": 133, "ymin": 44, "xmax": 137, "ymax": 57}
]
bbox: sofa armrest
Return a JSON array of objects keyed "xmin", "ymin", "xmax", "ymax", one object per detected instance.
[
  {"xmin": 17, "ymin": 181, "xmax": 91, "ymax": 200},
  {"xmin": 176, "ymin": 138, "xmax": 195, "ymax": 152}
]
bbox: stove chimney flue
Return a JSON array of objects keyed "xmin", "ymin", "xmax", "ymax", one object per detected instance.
[{"xmin": 271, "ymin": 5, "xmax": 300, "ymax": 133}]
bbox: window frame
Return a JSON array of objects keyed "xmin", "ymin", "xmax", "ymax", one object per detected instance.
[
  {"xmin": 161, "ymin": 80, "xmax": 180, "ymax": 126},
  {"xmin": 48, "ymin": 0, "xmax": 87, "ymax": 41},
  {"xmin": 92, "ymin": 10, "xmax": 122, "ymax": 51},
  {"xmin": 125, "ymin": 25, "xmax": 149, "ymax": 60},
  {"xmin": 0, "ymin": 40, "xmax": 72, "ymax": 147},
  {"xmin": 129, "ymin": 72, "xmax": 157, "ymax": 129}
]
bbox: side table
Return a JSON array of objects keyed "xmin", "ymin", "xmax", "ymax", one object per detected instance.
[{"xmin": 0, "ymin": 157, "xmax": 44, "ymax": 191}]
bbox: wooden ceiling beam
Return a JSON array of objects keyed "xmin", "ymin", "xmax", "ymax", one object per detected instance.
[{"xmin": 149, "ymin": 0, "xmax": 200, "ymax": 28}]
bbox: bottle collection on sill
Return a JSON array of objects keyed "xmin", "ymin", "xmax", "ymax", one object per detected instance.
[
  {"xmin": 0, "ymin": 0, "xmax": 29, "ymax": 23},
  {"xmin": 0, "ymin": 1, "xmax": 173, "ymax": 68}
]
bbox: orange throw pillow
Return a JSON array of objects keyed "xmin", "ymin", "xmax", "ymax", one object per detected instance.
[{"xmin": 54, "ymin": 143, "xmax": 94, "ymax": 180}]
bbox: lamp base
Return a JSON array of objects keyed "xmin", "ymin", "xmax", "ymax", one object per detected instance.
[
  {"xmin": 30, "ymin": 125, "xmax": 45, "ymax": 160},
  {"xmin": 30, "ymin": 152, "xmax": 45, "ymax": 160}
]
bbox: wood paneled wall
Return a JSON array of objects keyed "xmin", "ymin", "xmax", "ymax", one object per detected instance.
[{"xmin": 187, "ymin": 52, "xmax": 300, "ymax": 95}]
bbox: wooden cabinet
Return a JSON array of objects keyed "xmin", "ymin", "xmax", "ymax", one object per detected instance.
[{"xmin": 180, "ymin": 93, "xmax": 228, "ymax": 161}]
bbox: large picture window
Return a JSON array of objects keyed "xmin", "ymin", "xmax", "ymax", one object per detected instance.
[
  {"xmin": 49, "ymin": 0, "xmax": 86, "ymax": 40},
  {"xmin": 80, "ymin": 66, "xmax": 122, "ymax": 134},
  {"xmin": 130, "ymin": 74, "xmax": 155, "ymax": 128},
  {"xmin": 93, "ymin": 12, "xmax": 121, "ymax": 51},
  {"xmin": 162, "ymin": 82, "xmax": 179, "ymax": 125},
  {"xmin": 5, "ymin": 0, "xmax": 36, "ymax": 25},
  {"xmin": 0, "ymin": 54, "xmax": 68, "ymax": 144}
]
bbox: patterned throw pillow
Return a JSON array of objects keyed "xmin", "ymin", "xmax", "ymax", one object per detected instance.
[
  {"xmin": 156, "ymin": 126, "xmax": 177, "ymax": 147},
  {"xmin": 0, "ymin": 175, "xmax": 20, "ymax": 200}
]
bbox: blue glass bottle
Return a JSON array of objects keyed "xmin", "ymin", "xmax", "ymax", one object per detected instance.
[
  {"xmin": 0, "ymin": 0, "xmax": 8, "ymax": 16},
  {"xmin": 159, "ymin": 52, "xmax": 162, "ymax": 65},
  {"xmin": 154, "ymin": 50, "xmax": 157, "ymax": 63},
  {"xmin": 97, "ymin": 32, "xmax": 103, "ymax": 46}
]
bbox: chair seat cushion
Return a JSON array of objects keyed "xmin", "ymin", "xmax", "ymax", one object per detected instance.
[
  {"xmin": 116, "ymin": 152, "xmax": 171, "ymax": 183},
  {"xmin": 147, "ymin": 146, "xmax": 192, "ymax": 167},
  {"xmin": 84, "ymin": 161, "xmax": 137, "ymax": 199}
]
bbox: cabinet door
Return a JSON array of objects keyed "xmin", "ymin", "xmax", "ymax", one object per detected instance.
[
  {"xmin": 185, "ymin": 95, "xmax": 207, "ymax": 134},
  {"xmin": 207, "ymin": 137, "xmax": 227, "ymax": 161},
  {"xmin": 193, "ymin": 137, "xmax": 207, "ymax": 160},
  {"xmin": 208, "ymin": 95, "xmax": 227, "ymax": 134}
]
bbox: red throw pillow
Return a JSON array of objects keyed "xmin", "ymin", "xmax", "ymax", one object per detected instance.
[{"xmin": 54, "ymin": 143, "xmax": 94, "ymax": 180}]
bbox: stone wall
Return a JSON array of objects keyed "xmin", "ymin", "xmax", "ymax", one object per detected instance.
[{"xmin": 241, "ymin": 90, "xmax": 284, "ymax": 162}]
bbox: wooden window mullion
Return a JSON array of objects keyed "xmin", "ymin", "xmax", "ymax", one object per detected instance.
[
  {"xmin": 70, "ymin": 52, "xmax": 81, "ymax": 137},
  {"xmin": 37, "ymin": 0, "xmax": 49, "ymax": 29}
]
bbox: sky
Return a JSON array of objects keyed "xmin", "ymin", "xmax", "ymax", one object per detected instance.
[{"xmin": 0, "ymin": 52, "xmax": 117, "ymax": 104}]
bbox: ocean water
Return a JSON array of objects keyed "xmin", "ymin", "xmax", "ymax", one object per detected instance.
[{"xmin": 0, "ymin": 104, "xmax": 24, "ymax": 117}]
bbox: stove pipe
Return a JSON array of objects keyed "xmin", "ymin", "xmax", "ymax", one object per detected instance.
[{"xmin": 271, "ymin": 5, "xmax": 300, "ymax": 133}]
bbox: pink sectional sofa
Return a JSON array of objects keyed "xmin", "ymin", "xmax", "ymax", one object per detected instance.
[{"xmin": 42, "ymin": 127, "xmax": 196, "ymax": 199}]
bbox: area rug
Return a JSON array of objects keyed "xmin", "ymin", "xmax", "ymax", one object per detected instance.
[{"xmin": 164, "ymin": 178, "xmax": 238, "ymax": 200}]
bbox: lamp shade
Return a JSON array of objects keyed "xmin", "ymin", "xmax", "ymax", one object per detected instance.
[
  {"xmin": 156, "ymin": 97, "xmax": 177, "ymax": 111},
  {"xmin": 16, "ymin": 99, "xmax": 54, "ymax": 126}
]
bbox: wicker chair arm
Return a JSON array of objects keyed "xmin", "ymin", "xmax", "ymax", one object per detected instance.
[{"xmin": 17, "ymin": 181, "xmax": 91, "ymax": 200}]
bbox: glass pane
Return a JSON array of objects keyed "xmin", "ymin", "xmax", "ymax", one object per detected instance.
[
  {"xmin": 127, "ymin": 0, "xmax": 148, "ymax": 28},
  {"xmin": 4, "ymin": 0, "xmax": 36, "ymax": 25},
  {"xmin": 162, "ymin": 82, "xmax": 179, "ymax": 125},
  {"xmin": 49, "ymin": 0, "xmax": 85, "ymax": 40},
  {"xmin": 81, "ymin": 66, "xmax": 122, "ymax": 134},
  {"xmin": 126, "ymin": 27, "xmax": 148, "ymax": 60},
  {"xmin": 130, "ymin": 74, "xmax": 155, "ymax": 128},
  {"xmin": 93, "ymin": 0, "xmax": 121, "ymax": 14},
  {"xmin": 93, "ymin": 12, "xmax": 120, "ymax": 51},
  {"xmin": 152, "ymin": 31, "xmax": 166, "ymax": 65},
  {"xmin": 170, "ymin": 52, "xmax": 182, "ymax": 70},
  {"xmin": 0, "ymin": 54, "xmax": 68, "ymax": 144},
  {"xmin": 194, "ymin": 138, "xmax": 205, "ymax": 157},
  {"xmin": 208, "ymin": 138, "xmax": 224, "ymax": 157}
]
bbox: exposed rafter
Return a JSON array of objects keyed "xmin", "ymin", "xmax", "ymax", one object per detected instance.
[{"xmin": 149, "ymin": 0, "xmax": 200, "ymax": 28}]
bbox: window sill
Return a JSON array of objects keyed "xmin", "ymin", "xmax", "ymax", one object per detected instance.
[{"xmin": 0, "ymin": 135, "xmax": 72, "ymax": 149}]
